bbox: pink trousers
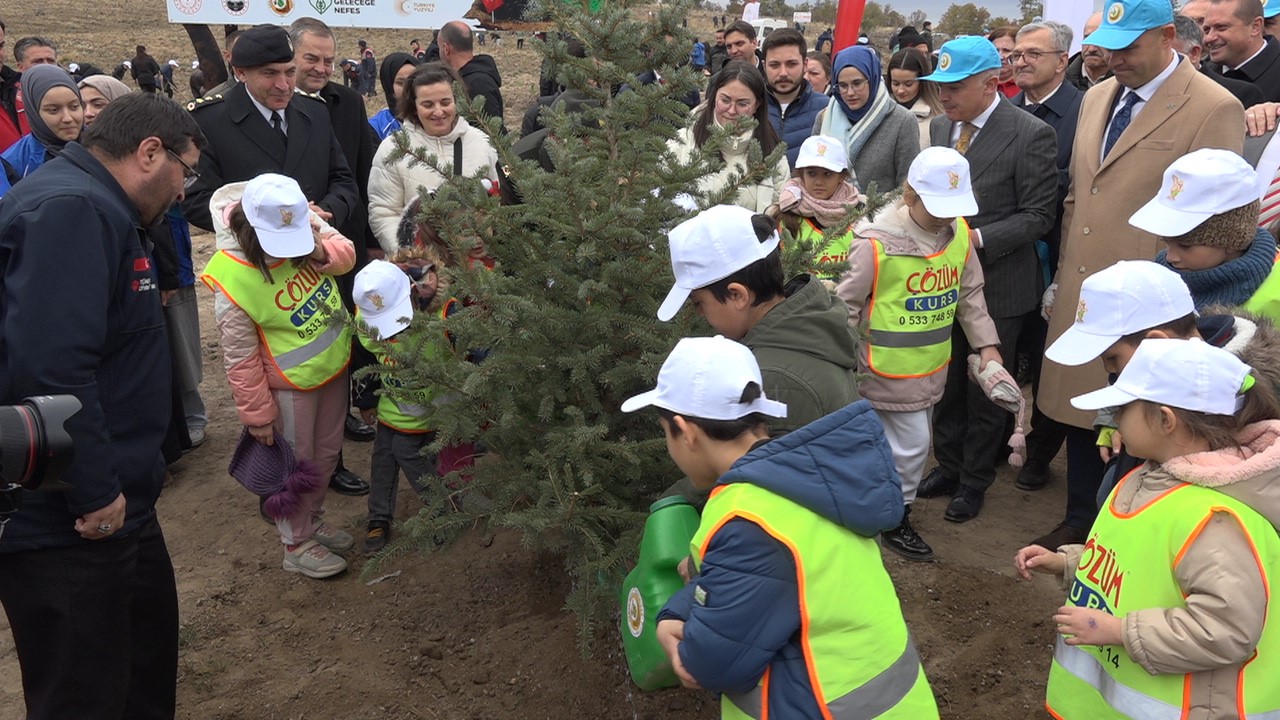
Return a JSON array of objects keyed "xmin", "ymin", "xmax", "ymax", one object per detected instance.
[{"xmin": 271, "ymin": 375, "xmax": 347, "ymax": 545}]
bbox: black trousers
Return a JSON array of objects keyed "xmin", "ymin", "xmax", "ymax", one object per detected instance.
[
  {"xmin": 0, "ymin": 516, "xmax": 178, "ymax": 720},
  {"xmin": 933, "ymin": 314, "xmax": 1025, "ymax": 492}
]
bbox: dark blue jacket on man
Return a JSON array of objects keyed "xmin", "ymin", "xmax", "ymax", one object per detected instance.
[
  {"xmin": 767, "ymin": 80, "xmax": 829, "ymax": 168},
  {"xmin": 1012, "ymin": 80, "xmax": 1081, "ymax": 282},
  {"xmin": 0, "ymin": 142, "xmax": 170, "ymax": 551},
  {"xmin": 658, "ymin": 400, "xmax": 904, "ymax": 717}
]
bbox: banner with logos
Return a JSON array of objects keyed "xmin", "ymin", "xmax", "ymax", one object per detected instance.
[{"xmin": 168, "ymin": 0, "xmax": 477, "ymax": 28}]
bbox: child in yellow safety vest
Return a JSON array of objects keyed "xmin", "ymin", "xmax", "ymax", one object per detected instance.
[
  {"xmin": 833, "ymin": 147, "xmax": 1003, "ymax": 562},
  {"xmin": 202, "ymin": 173, "xmax": 357, "ymax": 579},
  {"xmin": 1126, "ymin": 149, "xmax": 1278, "ymax": 314},
  {"xmin": 1015, "ymin": 339, "xmax": 1280, "ymax": 720},
  {"xmin": 624, "ymin": 335, "xmax": 938, "ymax": 720},
  {"xmin": 352, "ymin": 259, "xmax": 442, "ymax": 555},
  {"xmin": 776, "ymin": 134, "xmax": 862, "ymax": 280}
]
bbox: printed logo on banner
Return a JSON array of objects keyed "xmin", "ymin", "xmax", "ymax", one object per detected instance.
[
  {"xmin": 174, "ymin": 0, "xmax": 203, "ymax": 14},
  {"xmin": 270, "ymin": 0, "xmax": 294, "ymax": 14},
  {"xmin": 223, "ymin": 0, "xmax": 249, "ymax": 14},
  {"xmin": 310, "ymin": 0, "xmax": 334, "ymax": 13},
  {"xmin": 396, "ymin": 0, "xmax": 440, "ymax": 15}
]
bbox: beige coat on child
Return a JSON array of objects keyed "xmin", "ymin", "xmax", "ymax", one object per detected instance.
[{"xmin": 835, "ymin": 202, "xmax": 999, "ymax": 412}]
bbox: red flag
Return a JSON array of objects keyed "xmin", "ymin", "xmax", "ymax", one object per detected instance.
[
  {"xmin": 833, "ymin": 0, "xmax": 867, "ymax": 54},
  {"xmin": 481, "ymin": 0, "xmax": 503, "ymax": 12}
]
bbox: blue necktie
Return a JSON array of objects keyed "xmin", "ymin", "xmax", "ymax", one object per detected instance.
[{"xmin": 1103, "ymin": 91, "xmax": 1140, "ymax": 158}]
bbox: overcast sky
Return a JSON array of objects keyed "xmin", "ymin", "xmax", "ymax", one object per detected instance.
[{"xmin": 902, "ymin": 0, "xmax": 1015, "ymax": 20}]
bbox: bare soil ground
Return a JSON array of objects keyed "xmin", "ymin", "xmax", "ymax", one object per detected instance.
[{"xmin": 0, "ymin": 4, "xmax": 1069, "ymax": 718}]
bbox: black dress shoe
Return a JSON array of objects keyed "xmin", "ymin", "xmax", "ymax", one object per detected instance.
[
  {"xmin": 917, "ymin": 466, "xmax": 959, "ymax": 498},
  {"xmin": 344, "ymin": 413, "xmax": 376, "ymax": 442},
  {"xmin": 881, "ymin": 506, "xmax": 934, "ymax": 561},
  {"xmin": 1030, "ymin": 522, "xmax": 1089, "ymax": 550},
  {"xmin": 330, "ymin": 468, "xmax": 371, "ymax": 496},
  {"xmin": 944, "ymin": 485, "xmax": 985, "ymax": 523},
  {"xmin": 1015, "ymin": 460, "xmax": 1051, "ymax": 491}
]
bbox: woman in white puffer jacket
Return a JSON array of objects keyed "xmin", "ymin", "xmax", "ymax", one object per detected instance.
[
  {"xmin": 367, "ymin": 62, "xmax": 498, "ymax": 251},
  {"xmin": 667, "ymin": 61, "xmax": 790, "ymax": 214}
]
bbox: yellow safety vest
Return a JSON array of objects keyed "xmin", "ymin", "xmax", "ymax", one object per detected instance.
[
  {"xmin": 691, "ymin": 483, "xmax": 939, "ymax": 720},
  {"xmin": 1046, "ymin": 471, "xmax": 1280, "ymax": 720},
  {"xmin": 355, "ymin": 307, "xmax": 443, "ymax": 433},
  {"xmin": 864, "ymin": 219, "xmax": 970, "ymax": 379},
  {"xmin": 794, "ymin": 218, "xmax": 855, "ymax": 280},
  {"xmin": 202, "ymin": 250, "xmax": 351, "ymax": 391},
  {"xmin": 1243, "ymin": 250, "xmax": 1280, "ymax": 324}
]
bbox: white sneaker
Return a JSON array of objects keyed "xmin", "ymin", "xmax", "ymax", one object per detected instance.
[
  {"xmin": 187, "ymin": 426, "xmax": 206, "ymax": 448},
  {"xmin": 312, "ymin": 522, "xmax": 355, "ymax": 553},
  {"xmin": 282, "ymin": 540, "xmax": 348, "ymax": 579}
]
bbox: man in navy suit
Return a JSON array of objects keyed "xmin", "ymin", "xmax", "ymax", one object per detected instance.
[{"xmin": 1006, "ymin": 21, "xmax": 1083, "ymax": 492}]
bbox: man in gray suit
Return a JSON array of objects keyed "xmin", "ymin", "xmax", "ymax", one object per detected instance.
[{"xmin": 914, "ymin": 36, "xmax": 1058, "ymax": 523}]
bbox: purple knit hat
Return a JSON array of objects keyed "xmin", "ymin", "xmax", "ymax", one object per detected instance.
[{"xmin": 227, "ymin": 428, "xmax": 324, "ymax": 520}]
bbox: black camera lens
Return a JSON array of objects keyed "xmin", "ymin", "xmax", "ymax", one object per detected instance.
[{"xmin": 0, "ymin": 395, "xmax": 81, "ymax": 490}]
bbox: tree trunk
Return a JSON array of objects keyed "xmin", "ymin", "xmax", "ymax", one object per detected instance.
[{"xmin": 184, "ymin": 24, "xmax": 228, "ymax": 92}]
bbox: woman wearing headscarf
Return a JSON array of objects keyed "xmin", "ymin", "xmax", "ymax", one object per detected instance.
[
  {"xmin": 78, "ymin": 75, "xmax": 133, "ymax": 127},
  {"xmin": 0, "ymin": 65, "xmax": 84, "ymax": 196},
  {"xmin": 813, "ymin": 45, "xmax": 919, "ymax": 196},
  {"xmin": 369, "ymin": 53, "xmax": 420, "ymax": 141}
]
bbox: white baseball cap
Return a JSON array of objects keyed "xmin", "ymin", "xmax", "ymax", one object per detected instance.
[
  {"xmin": 795, "ymin": 134, "xmax": 849, "ymax": 173},
  {"xmin": 1072, "ymin": 338, "xmax": 1252, "ymax": 416},
  {"xmin": 354, "ymin": 259, "xmax": 414, "ymax": 339},
  {"xmin": 1045, "ymin": 261, "xmax": 1195, "ymax": 366},
  {"xmin": 621, "ymin": 336, "xmax": 788, "ymax": 420},
  {"xmin": 906, "ymin": 147, "xmax": 979, "ymax": 218},
  {"xmin": 242, "ymin": 173, "xmax": 315, "ymax": 259},
  {"xmin": 658, "ymin": 205, "xmax": 779, "ymax": 322},
  {"xmin": 1128, "ymin": 149, "xmax": 1259, "ymax": 237}
]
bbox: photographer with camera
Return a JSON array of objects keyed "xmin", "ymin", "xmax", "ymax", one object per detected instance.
[{"xmin": 0, "ymin": 92, "xmax": 205, "ymax": 720}]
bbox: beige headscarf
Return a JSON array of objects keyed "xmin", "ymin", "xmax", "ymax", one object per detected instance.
[{"xmin": 77, "ymin": 75, "xmax": 133, "ymax": 102}]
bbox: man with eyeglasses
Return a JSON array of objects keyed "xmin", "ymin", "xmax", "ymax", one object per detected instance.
[
  {"xmin": 1005, "ymin": 21, "xmax": 1084, "ymax": 495},
  {"xmin": 913, "ymin": 36, "xmax": 1057, "ymax": 525},
  {"xmin": 0, "ymin": 91, "xmax": 206, "ymax": 720}
]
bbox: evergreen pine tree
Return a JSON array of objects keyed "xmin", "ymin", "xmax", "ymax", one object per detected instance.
[{"xmin": 358, "ymin": 0, "xmax": 872, "ymax": 646}]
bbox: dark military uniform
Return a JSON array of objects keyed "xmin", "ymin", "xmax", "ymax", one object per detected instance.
[{"xmin": 181, "ymin": 81, "xmax": 359, "ymax": 233}]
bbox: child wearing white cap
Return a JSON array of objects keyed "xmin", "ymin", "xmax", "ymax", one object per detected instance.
[
  {"xmin": 623, "ymin": 336, "xmax": 938, "ymax": 718},
  {"xmin": 352, "ymin": 259, "xmax": 441, "ymax": 554},
  {"xmin": 775, "ymin": 134, "xmax": 862, "ymax": 278},
  {"xmin": 833, "ymin": 147, "xmax": 1002, "ymax": 561},
  {"xmin": 202, "ymin": 173, "xmax": 358, "ymax": 578},
  {"xmin": 657, "ymin": 204, "xmax": 860, "ymax": 436},
  {"xmin": 1034, "ymin": 260, "xmax": 1280, "ymax": 545},
  {"xmin": 1129, "ymin": 149, "xmax": 1277, "ymax": 311},
  {"xmin": 1016, "ymin": 339, "xmax": 1280, "ymax": 720}
]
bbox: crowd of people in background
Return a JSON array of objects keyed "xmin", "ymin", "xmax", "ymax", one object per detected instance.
[{"xmin": 5, "ymin": 0, "xmax": 1280, "ymax": 717}]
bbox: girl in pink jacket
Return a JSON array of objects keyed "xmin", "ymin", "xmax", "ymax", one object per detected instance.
[{"xmin": 201, "ymin": 174, "xmax": 357, "ymax": 579}]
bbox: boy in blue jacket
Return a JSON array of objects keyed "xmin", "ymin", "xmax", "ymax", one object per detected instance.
[{"xmin": 624, "ymin": 336, "xmax": 937, "ymax": 719}]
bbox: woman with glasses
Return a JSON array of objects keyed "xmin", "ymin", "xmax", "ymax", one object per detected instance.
[
  {"xmin": 814, "ymin": 45, "xmax": 920, "ymax": 197},
  {"xmin": 887, "ymin": 48, "xmax": 942, "ymax": 151},
  {"xmin": 0, "ymin": 65, "xmax": 83, "ymax": 197},
  {"xmin": 667, "ymin": 61, "xmax": 790, "ymax": 213}
]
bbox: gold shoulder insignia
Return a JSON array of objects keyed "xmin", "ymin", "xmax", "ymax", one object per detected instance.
[
  {"xmin": 187, "ymin": 94, "xmax": 224, "ymax": 111},
  {"xmin": 294, "ymin": 89, "xmax": 326, "ymax": 103}
]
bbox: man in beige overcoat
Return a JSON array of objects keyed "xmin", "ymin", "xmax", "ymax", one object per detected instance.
[{"xmin": 1032, "ymin": 0, "xmax": 1244, "ymax": 550}]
